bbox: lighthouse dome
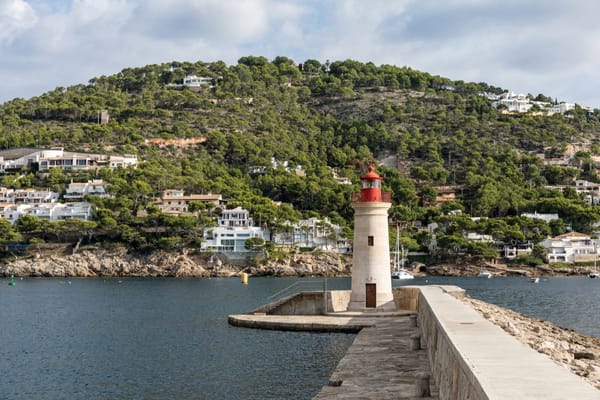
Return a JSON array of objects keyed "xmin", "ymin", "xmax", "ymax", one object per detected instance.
[{"xmin": 361, "ymin": 165, "xmax": 382, "ymax": 181}]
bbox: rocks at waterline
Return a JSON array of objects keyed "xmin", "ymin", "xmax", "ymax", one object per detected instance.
[{"xmin": 0, "ymin": 249, "xmax": 352, "ymax": 278}]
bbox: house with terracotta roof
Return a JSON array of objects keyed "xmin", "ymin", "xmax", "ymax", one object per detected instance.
[
  {"xmin": 539, "ymin": 232, "xmax": 599, "ymax": 263},
  {"xmin": 155, "ymin": 189, "xmax": 225, "ymax": 216}
]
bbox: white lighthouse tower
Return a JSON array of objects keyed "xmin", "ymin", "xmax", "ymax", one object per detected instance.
[{"xmin": 348, "ymin": 165, "xmax": 395, "ymax": 311}]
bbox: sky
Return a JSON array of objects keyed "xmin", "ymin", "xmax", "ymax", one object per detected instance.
[{"xmin": 2, "ymin": 0, "xmax": 600, "ymax": 108}]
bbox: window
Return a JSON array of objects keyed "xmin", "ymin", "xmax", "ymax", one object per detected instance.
[{"xmin": 368, "ymin": 236, "xmax": 374, "ymax": 246}]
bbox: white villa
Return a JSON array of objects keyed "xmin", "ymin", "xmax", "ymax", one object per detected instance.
[
  {"xmin": 486, "ymin": 91, "xmax": 576, "ymax": 115},
  {"xmin": 503, "ymin": 242, "xmax": 534, "ymax": 259},
  {"xmin": 201, "ymin": 207, "xmax": 267, "ymax": 252},
  {"xmin": 521, "ymin": 211, "xmax": 559, "ymax": 223},
  {"xmin": 183, "ymin": 75, "xmax": 213, "ymax": 87},
  {"xmin": 0, "ymin": 147, "xmax": 137, "ymax": 173},
  {"xmin": 0, "ymin": 187, "xmax": 59, "ymax": 204},
  {"xmin": 539, "ymin": 232, "xmax": 599, "ymax": 263},
  {"xmin": 492, "ymin": 92, "xmax": 533, "ymax": 113},
  {"xmin": 64, "ymin": 180, "xmax": 112, "ymax": 201},
  {"xmin": 0, "ymin": 202, "xmax": 93, "ymax": 224},
  {"xmin": 218, "ymin": 206, "xmax": 254, "ymax": 227},
  {"xmin": 271, "ymin": 217, "xmax": 349, "ymax": 252}
]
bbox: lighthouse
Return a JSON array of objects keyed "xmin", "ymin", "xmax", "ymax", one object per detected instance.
[{"xmin": 348, "ymin": 165, "xmax": 395, "ymax": 311}]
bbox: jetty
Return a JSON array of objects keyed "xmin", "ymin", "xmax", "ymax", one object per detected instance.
[{"xmin": 228, "ymin": 285, "xmax": 599, "ymax": 399}]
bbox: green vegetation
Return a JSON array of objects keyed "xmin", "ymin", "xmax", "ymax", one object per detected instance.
[{"xmin": 2, "ymin": 56, "xmax": 600, "ymax": 260}]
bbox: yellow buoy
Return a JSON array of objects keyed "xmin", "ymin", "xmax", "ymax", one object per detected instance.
[{"xmin": 241, "ymin": 272, "xmax": 248, "ymax": 284}]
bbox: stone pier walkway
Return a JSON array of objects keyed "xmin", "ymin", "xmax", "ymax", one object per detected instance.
[
  {"xmin": 229, "ymin": 312, "xmax": 438, "ymax": 399},
  {"xmin": 314, "ymin": 315, "xmax": 438, "ymax": 399}
]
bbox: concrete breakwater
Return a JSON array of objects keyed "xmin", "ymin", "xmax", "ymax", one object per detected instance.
[
  {"xmin": 229, "ymin": 286, "xmax": 600, "ymax": 399},
  {"xmin": 463, "ymin": 296, "xmax": 600, "ymax": 390}
]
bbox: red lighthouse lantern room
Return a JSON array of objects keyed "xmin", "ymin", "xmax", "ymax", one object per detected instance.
[{"xmin": 360, "ymin": 165, "xmax": 383, "ymax": 202}]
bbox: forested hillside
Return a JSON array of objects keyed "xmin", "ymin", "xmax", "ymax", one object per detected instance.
[{"xmin": 2, "ymin": 56, "xmax": 600, "ymax": 261}]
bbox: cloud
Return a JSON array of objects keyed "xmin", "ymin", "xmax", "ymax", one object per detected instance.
[
  {"xmin": 0, "ymin": 0, "xmax": 38, "ymax": 43},
  {"xmin": 2, "ymin": 0, "xmax": 600, "ymax": 107},
  {"xmin": 126, "ymin": 0, "xmax": 268, "ymax": 44}
]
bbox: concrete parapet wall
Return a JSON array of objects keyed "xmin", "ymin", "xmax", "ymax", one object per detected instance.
[
  {"xmin": 418, "ymin": 285, "xmax": 599, "ymax": 400},
  {"xmin": 252, "ymin": 287, "xmax": 423, "ymax": 316},
  {"xmin": 268, "ymin": 292, "xmax": 326, "ymax": 315},
  {"xmin": 328, "ymin": 290, "xmax": 351, "ymax": 312},
  {"xmin": 418, "ymin": 286, "xmax": 485, "ymax": 399},
  {"xmin": 250, "ymin": 291, "xmax": 350, "ymax": 315},
  {"xmin": 392, "ymin": 286, "xmax": 421, "ymax": 311}
]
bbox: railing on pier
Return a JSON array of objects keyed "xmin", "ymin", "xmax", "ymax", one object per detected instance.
[{"xmin": 267, "ymin": 279, "xmax": 327, "ymax": 305}]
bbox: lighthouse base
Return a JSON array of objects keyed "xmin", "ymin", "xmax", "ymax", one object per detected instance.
[{"xmin": 348, "ymin": 290, "xmax": 396, "ymax": 311}]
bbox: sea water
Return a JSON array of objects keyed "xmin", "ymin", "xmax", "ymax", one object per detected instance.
[
  {"xmin": 395, "ymin": 275, "xmax": 600, "ymax": 338},
  {"xmin": 0, "ymin": 277, "xmax": 353, "ymax": 400},
  {"xmin": 2, "ymin": 276, "xmax": 599, "ymax": 399}
]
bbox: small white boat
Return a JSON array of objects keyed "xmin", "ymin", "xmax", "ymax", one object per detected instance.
[
  {"xmin": 478, "ymin": 270, "xmax": 492, "ymax": 279},
  {"xmin": 529, "ymin": 277, "xmax": 540, "ymax": 283},
  {"xmin": 590, "ymin": 244, "xmax": 599, "ymax": 278},
  {"xmin": 392, "ymin": 269, "xmax": 414, "ymax": 280},
  {"xmin": 391, "ymin": 224, "xmax": 414, "ymax": 280}
]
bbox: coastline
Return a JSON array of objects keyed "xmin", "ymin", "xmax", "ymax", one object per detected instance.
[
  {"xmin": 0, "ymin": 248, "xmax": 352, "ymax": 278},
  {"xmin": 0, "ymin": 248, "xmax": 595, "ymax": 278}
]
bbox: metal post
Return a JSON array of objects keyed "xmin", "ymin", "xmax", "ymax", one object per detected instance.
[{"xmin": 323, "ymin": 276, "xmax": 328, "ymax": 314}]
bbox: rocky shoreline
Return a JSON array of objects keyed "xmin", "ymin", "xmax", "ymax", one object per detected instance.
[
  {"xmin": 0, "ymin": 248, "xmax": 352, "ymax": 278},
  {"xmin": 463, "ymin": 296, "xmax": 600, "ymax": 390},
  {"xmin": 0, "ymin": 248, "xmax": 596, "ymax": 278}
]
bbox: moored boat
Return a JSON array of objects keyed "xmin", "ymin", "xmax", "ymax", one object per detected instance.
[{"xmin": 478, "ymin": 270, "xmax": 493, "ymax": 279}]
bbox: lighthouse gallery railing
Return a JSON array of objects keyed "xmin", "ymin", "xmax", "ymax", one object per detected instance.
[{"xmin": 351, "ymin": 192, "xmax": 392, "ymax": 202}]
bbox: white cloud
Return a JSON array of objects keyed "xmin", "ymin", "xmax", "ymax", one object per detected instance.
[
  {"xmin": 0, "ymin": 0, "xmax": 38, "ymax": 43},
  {"xmin": 126, "ymin": 0, "xmax": 268, "ymax": 44},
  {"xmin": 3, "ymin": 0, "xmax": 600, "ymax": 107}
]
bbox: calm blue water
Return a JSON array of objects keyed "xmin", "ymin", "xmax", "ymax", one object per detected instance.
[
  {"xmin": 394, "ymin": 276, "xmax": 600, "ymax": 338},
  {"xmin": 1, "ymin": 276, "xmax": 599, "ymax": 400},
  {"xmin": 0, "ymin": 277, "xmax": 354, "ymax": 400}
]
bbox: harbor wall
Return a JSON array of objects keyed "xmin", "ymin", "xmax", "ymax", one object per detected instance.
[
  {"xmin": 237, "ymin": 285, "xmax": 599, "ymax": 398},
  {"xmin": 416, "ymin": 285, "xmax": 599, "ymax": 400},
  {"xmin": 252, "ymin": 290, "xmax": 352, "ymax": 315},
  {"xmin": 417, "ymin": 286, "xmax": 486, "ymax": 399}
]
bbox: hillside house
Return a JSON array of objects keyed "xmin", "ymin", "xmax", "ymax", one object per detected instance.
[
  {"xmin": 503, "ymin": 242, "xmax": 534, "ymax": 259},
  {"xmin": 521, "ymin": 211, "xmax": 559, "ymax": 223},
  {"xmin": 271, "ymin": 217, "xmax": 349, "ymax": 252},
  {"xmin": 201, "ymin": 207, "xmax": 266, "ymax": 252},
  {"xmin": 0, "ymin": 147, "xmax": 138, "ymax": 173},
  {"xmin": 0, "ymin": 188, "xmax": 59, "ymax": 204},
  {"xmin": 155, "ymin": 189, "xmax": 225, "ymax": 216},
  {"xmin": 183, "ymin": 75, "xmax": 213, "ymax": 87},
  {"xmin": 0, "ymin": 202, "xmax": 93, "ymax": 224},
  {"xmin": 64, "ymin": 180, "xmax": 112, "ymax": 201},
  {"xmin": 492, "ymin": 92, "xmax": 533, "ymax": 113},
  {"xmin": 218, "ymin": 207, "xmax": 254, "ymax": 227},
  {"xmin": 548, "ymin": 102, "xmax": 575, "ymax": 114},
  {"xmin": 539, "ymin": 232, "xmax": 598, "ymax": 263},
  {"xmin": 433, "ymin": 186, "xmax": 459, "ymax": 205}
]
